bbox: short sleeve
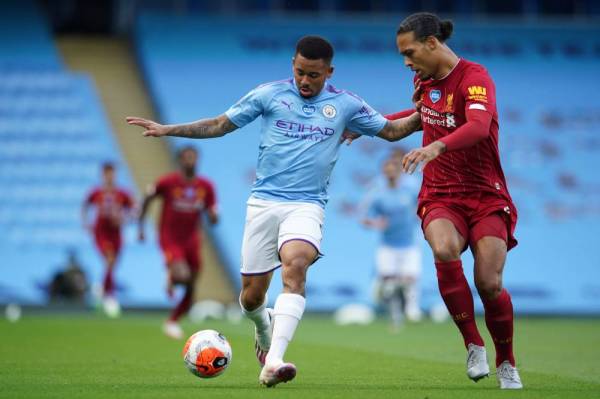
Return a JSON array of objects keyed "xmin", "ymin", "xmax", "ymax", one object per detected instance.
[
  {"xmin": 225, "ymin": 85, "xmax": 268, "ymax": 128},
  {"xmin": 461, "ymin": 67, "xmax": 496, "ymax": 116},
  {"xmin": 345, "ymin": 99, "xmax": 388, "ymax": 137}
]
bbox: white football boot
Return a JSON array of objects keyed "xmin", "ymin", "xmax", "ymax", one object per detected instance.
[
  {"xmin": 255, "ymin": 308, "xmax": 273, "ymax": 367},
  {"xmin": 259, "ymin": 362, "xmax": 297, "ymax": 387},
  {"xmin": 163, "ymin": 320, "xmax": 184, "ymax": 340},
  {"xmin": 466, "ymin": 343, "xmax": 490, "ymax": 382},
  {"xmin": 496, "ymin": 360, "xmax": 523, "ymax": 389}
]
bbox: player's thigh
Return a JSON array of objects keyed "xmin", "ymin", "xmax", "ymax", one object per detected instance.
[
  {"xmin": 422, "ymin": 208, "xmax": 467, "ymax": 261},
  {"xmin": 240, "ymin": 199, "xmax": 281, "ymax": 275},
  {"xmin": 184, "ymin": 237, "xmax": 201, "ymax": 275},
  {"xmin": 95, "ymin": 234, "xmax": 120, "ymax": 265}
]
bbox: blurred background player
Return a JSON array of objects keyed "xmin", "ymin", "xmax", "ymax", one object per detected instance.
[
  {"xmin": 391, "ymin": 12, "xmax": 523, "ymax": 389},
  {"xmin": 127, "ymin": 35, "xmax": 421, "ymax": 387},
  {"xmin": 82, "ymin": 162, "xmax": 134, "ymax": 317},
  {"xmin": 138, "ymin": 146, "xmax": 218, "ymax": 339},
  {"xmin": 362, "ymin": 154, "xmax": 422, "ymax": 330}
]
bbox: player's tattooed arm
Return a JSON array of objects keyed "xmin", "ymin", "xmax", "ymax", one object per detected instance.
[
  {"xmin": 377, "ymin": 112, "xmax": 422, "ymax": 142},
  {"xmin": 126, "ymin": 114, "xmax": 238, "ymax": 139}
]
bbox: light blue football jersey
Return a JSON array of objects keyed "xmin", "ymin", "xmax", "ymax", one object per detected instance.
[
  {"xmin": 366, "ymin": 174, "xmax": 421, "ymax": 248},
  {"xmin": 225, "ymin": 78, "xmax": 387, "ymax": 207}
]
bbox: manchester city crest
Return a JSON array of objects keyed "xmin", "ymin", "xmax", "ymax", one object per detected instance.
[
  {"xmin": 429, "ymin": 89, "xmax": 441, "ymax": 103},
  {"xmin": 322, "ymin": 104, "xmax": 337, "ymax": 119}
]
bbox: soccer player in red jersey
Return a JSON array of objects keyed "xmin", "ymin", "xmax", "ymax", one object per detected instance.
[
  {"xmin": 82, "ymin": 162, "xmax": 134, "ymax": 317},
  {"xmin": 383, "ymin": 13, "xmax": 523, "ymax": 389},
  {"xmin": 138, "ymin": 146, "xmax": 218, "ymax": 339}
]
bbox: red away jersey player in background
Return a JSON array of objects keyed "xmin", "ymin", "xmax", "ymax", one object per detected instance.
[
  {"xmin": 138, "ymin": 146, "xmax": 218, "ymax": 339},
  {"xmin": 82, "ymin": 162, "xmax": 134, "ymax": 317},
  {"xmin": 386, "ymin": 13, "xmax": 523, "ymax": 389}
]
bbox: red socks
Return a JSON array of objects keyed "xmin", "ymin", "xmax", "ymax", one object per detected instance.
[
  {"xmin": 169, "ymin": 287, "xmax": 193, "ymax": 322},
  {"xmin": 435, "ymin": 260, "xmax": 484, "ymax": 347},
  {"xmin": 482, "ymin": 289, "xmax": 515, "ymax": 366},
  {"xmin": 103, "ymin": 269, "xmax": 114, "ymax": 296}
]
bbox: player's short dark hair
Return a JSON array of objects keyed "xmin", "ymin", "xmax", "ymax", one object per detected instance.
[
  {"xmin": 177, "ymin": 145, "xmax": 198, "ymax": 158},
  {"xmin": 102, "ymin": 161, "xmax": 115, "ymax": 171},
  {"xmin": 397, "ymin": 12, "xmax": 454, "ymax": 43},
  {"xmin": 295, "ymin": 35, "xmax": 334, "ymax": 64}
]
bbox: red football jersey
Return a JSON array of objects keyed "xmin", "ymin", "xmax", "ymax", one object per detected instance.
[
  {"xmin": 85, "ymin": 187, "xmax": 134, "ymax": 233},
  {"xmin": 417, "ymin": 58, "xmax": 514, "ymax": 209},
  {"xmin": 155, "ymin": 172, "xmax": 216, "ymax": 241}
]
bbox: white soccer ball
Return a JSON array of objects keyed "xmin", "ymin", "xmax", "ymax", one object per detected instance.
[{"xmin": 182, "ymin": 329, "xmax": 232, "ymax": 378}]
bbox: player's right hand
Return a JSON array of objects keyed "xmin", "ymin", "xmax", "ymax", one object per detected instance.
[{"xmin": 126, "ymin": 116, "xmax": 169, "ymax": 137}]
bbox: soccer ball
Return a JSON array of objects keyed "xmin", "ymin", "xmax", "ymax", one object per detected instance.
[{"xmin": 182, "ymin": 329, "xmax": 232, "ymax": 378}]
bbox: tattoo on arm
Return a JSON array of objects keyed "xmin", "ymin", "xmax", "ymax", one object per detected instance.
[
  {"xmin": 378, "ymin": 112, "xmax": 422, "ymax": 142},
  {"xmin": 166, "ymin": 115, "xmax": 238, "ymax": 139}
]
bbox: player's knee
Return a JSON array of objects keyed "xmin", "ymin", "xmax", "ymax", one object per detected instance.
[
  {"xmin": 475, "ymin": 277, "xmax": 502, "ymax": 300},
  {"xmin": 170, "ymin": 262, "xmax": 191, "ymax": 284},
  {"xmin": 240, "ymin": 289, "xmax": 265, "ymax": 311},
  {"xmin": 430, "ymin": 240, "xmax": 461, "ymax": 262}
]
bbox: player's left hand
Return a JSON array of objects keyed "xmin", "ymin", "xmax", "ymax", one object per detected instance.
[
  {"xmin": 341, "ymin": 130, "xmax": 361, "ymax": 145},
  {"xmin": 402, "ymin": 141, "xmax": 446, "ymax": 174}
]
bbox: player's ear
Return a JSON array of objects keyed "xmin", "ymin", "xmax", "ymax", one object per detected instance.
[
  {"xmin": 327, "ymin": 65, "xmax": 334, "ymax": 79},
  {"xmin": 425, "ymin": 36, "xmax": 438, "ymax": 51}
]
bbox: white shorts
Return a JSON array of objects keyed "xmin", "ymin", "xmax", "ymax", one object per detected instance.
[
  {"xmin": 240, "ymin": 196, "xmax": 325, "ymax": 275},
  {"xmin": 376, "ymin": 245, "xmax": 422, "ymax": 279}
]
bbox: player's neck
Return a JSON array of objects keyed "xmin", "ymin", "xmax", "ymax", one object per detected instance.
[
  {"xmin": 181, "ymin": 170, "xmax": 195, "ymax": 180},
  {"xmin": 433, "ymin": 50, "xmax": 460, "ymax": 80},
  {"xmin": 387, "ymin": 178, "xmax": 398, "ymax": 188}
]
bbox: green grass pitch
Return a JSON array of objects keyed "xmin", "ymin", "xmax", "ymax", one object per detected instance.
[{"xmin": 1, "ymin": 313, "xmax": 599, "ymax": 398}]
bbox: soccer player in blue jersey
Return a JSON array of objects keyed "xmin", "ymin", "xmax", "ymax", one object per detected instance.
[
  {"xmin": 127, "ymin": 35, "xmax": 422, "ymax": 387},
  {"xmin": 362, "ymin": 155, "xmax": 422, "ymax": 330}
]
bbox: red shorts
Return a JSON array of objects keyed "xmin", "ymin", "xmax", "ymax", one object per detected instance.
[
  {"xmin": 94, "ymin": 230, "xmax": 121, "ymax": 258},
  {"xmin": 418, "ymin": 192, "xmax": 518, "ymax": 251},
  {"xmin": 159, "ymin": 235, "xmax": 201, "ymax": 273}
]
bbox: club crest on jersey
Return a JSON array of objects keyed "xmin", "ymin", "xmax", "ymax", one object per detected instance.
[
  {"xmin": 429, "ymin": 90, "xmax": 441, "ymax": 103},
  {"xmin": 302, "ymin": 104, "xmax": 316, "ymax": 115},
  {"xmin": 322, "ymin": 104, "xmax": 337, "ymax": 119}
]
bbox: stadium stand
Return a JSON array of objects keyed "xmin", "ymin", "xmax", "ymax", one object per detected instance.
[
  {"xmin": 134, "ymin": 12, "xmax": 600, "ymax": 313},
  {"xmin": 0, "ymin": 1, "xmax": 168, "ymax": 307}
]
